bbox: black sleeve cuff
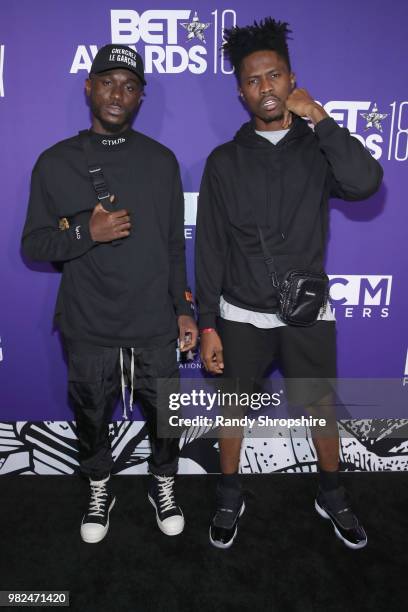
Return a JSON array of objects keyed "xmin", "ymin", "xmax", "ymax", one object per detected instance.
[
  {"xmin": 67, "ymin": 210, "xmax": 94, "ymax": 247},
  {"xmin": 175, "ymin": 302, "xmax": 195, "ymax": 317},
  {"xmin": 198, "ymin": 313, "xmax": 217, "ymax": 330}
]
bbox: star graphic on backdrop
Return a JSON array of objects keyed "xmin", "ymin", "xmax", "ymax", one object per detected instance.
[
  {"xmin": 180, "ymin": 11, "xmax": 210, "ymax": 43},
  {"xmin": 360, "ymin": 103, "xmax": 388, "ymax": 132}
]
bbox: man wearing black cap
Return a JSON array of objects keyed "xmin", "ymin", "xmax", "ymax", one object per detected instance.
[{"xmin": 22, "ymin": 45, "xmax": 197, "ymax": 543}]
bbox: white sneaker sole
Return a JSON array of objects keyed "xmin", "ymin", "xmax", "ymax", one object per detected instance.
[
  {"xmin": 314, "ymin": 499, "xmax": 367, "ymax": 550},
  {"xmin": 80, "ymin": 497, "xmax": 116, "ymax": 544},
  {"xmin": 209, "ymin": 501, "xmax": 246, "ymax": 550},
  {"xmin": 148, "ymin": 495, "xmax": 185, "ymax": 536}
]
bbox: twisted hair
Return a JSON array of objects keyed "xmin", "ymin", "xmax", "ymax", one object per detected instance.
[{"xmin": 223, "ymin": 18, "xmax": 292, "ymax": 79}]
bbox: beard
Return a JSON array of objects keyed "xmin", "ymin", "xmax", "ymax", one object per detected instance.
[{"xmin": 259, "ymin": 110, "xmax": 285, "ymax": 124}]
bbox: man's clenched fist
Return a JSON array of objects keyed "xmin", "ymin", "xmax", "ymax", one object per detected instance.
[
  {"xmin": 285, "ymin": 88, "xmax": 328, "ymax": 125},
  {"xmin": 200, "ymin": 329, "xmax": 224, "ymax": 375}
]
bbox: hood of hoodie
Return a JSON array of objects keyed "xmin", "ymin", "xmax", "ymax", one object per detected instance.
[{"xmin": 233, "ymin": 116, "xmax": 312, "ymax": 149}]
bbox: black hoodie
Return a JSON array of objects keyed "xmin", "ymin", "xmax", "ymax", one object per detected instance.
[
  {"xmin": 195, "ymin": 117, "xmax": 383, "ymax": 329},
  {"xmin": 22, "ymin": 129, "xmax": 192, "ymax": 347}
]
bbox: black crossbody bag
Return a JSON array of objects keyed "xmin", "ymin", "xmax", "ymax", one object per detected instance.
[{"xmin": 257, "ymin": 227, "xmax": 329, "ymax": 327}]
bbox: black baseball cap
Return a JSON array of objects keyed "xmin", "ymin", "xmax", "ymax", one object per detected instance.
[{"xmin": 90, "ymin": 44, "xmax": 146, "ymax": 86}]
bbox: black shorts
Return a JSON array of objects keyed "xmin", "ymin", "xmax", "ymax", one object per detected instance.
[{"xmin": 217, "ymin": 318, "xmax": 337, "ymax": 407}]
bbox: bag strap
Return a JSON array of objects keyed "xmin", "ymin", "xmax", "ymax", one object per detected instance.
[
  {"xmin": 257, "ymin": 226, "xmax": 280, "ymax": 288},
  {"xmin": 79, "ymin": 130, "xmax": 123, "ymax": 246},
  {"xmin": 78, "ymin": 130, "xmax": 112, "ymax": 204}
]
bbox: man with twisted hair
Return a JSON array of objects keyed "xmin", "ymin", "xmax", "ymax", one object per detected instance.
[{"xmin": 195, "ymin": 19, "xmax": 382, "ymax": 549}]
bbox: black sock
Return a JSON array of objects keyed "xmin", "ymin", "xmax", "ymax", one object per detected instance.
[
  {"xmin": 219, "ymin": 472, "xmax": 241, "ymax": 491},
  {"xmin": 319, "ymin": 468, "xmax": 339, "ymax": 492}
]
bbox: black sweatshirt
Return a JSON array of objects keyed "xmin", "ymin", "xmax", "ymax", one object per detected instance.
[
  {"xmin": 22, "ymin": 128, "xmax": 192, "ymax": 347},
  {"xmin": 195, "ymin": 117, "xmax": 383, "ymax": 329}
]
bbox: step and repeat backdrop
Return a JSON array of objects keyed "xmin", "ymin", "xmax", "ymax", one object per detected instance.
[{"xmin": 1, "ymin": 0, "xmax": 407, "ymax": 475}]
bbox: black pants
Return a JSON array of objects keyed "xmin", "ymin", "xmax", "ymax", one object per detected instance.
[{"xmin": 65, "ymin": 339, "xmax": 180, "ymax": 480}]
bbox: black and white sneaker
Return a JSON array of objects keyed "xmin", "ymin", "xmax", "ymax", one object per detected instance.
[
  {"xmin": 315, "ymin": 486, "xmax": 367, "ymax": 550},
  {"xmin": 209, "ymin": 484, "xmax": 245, "ymax": 550},
  {"xmin": 148, "ymin": 475, "xmax": 184, "ymax": 536},
  {"xmin": 80, "ymin": 476, "xmax": 116, "ymax": 544}
]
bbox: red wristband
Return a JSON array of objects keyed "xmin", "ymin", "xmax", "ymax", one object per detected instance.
[{"xmin": 200, "ymin": 327, "xmax": 216, "ymax": 334}]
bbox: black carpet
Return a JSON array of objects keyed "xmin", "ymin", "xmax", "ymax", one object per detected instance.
[{"xmin": 1, "ymin": 474, "xmax": 408, "ymax": 612}]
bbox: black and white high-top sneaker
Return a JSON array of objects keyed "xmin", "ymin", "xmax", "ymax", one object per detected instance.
[
  {"xmin": 315, "ymin": 485, "xmax": 367, "ymax": 549},
  {"xmin": 80, "ymin": 476, "xmax": 116, "ymax": 544},
  {"xmin": 148, "ymin": 475, "xmax": 184, "ymax": 536}
]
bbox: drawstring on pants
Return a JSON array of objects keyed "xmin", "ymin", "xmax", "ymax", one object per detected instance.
[
  {"xmin": 129, "ymin": 348, "xmax": 135, "ymax": 412},
  {"xmin": 119, "ymin": 348, "xmax": 135, "ymax": 419}
]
